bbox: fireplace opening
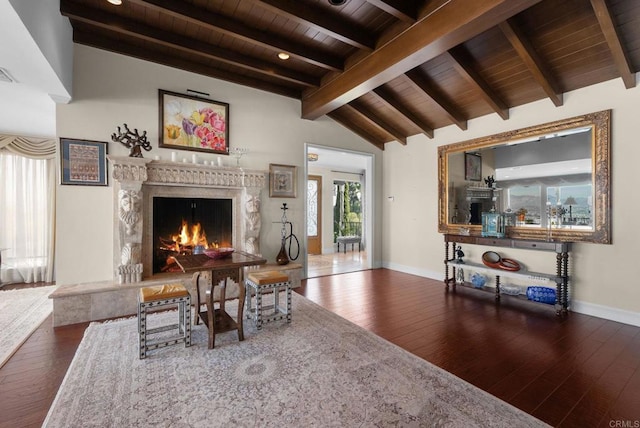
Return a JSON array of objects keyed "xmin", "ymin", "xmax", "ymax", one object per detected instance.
[{"xmin": 152, "ymin": 197, "xmax": 232, "ymax": 273}]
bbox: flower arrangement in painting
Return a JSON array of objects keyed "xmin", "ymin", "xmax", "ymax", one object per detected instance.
[
  {"xmin": 160, "ymin": 90, "xmax": 229, "ymax": 154},
  {"xmin": 178, "ymin": 108, "xmax": 226, "ymax": 151}
]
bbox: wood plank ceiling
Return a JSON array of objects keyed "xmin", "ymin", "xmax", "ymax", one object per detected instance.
[{"xmin": 60, "ymin": 0, "xmax": 640, "ymax": 150}]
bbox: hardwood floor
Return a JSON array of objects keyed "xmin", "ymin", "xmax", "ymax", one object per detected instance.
[{"xmin": 1, "ymin": 270, "xmax": 639, "ymax": 427}]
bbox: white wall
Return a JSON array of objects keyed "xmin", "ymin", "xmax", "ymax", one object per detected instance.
[
  {"xmin": 55, "ymin": 45, "xmax": 382, "ymax": 285},
  {"xmin": 383, "ymin": 76, "xmax": 640, "ymax": 326}
]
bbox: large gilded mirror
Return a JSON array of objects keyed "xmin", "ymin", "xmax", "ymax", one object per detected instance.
[{"xmin": 438, "ymin": 110, "xmax": 611, "ymax": 243}]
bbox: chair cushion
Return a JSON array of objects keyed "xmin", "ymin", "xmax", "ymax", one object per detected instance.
[
  {"xmin": 247, "ymin": 271, "xmax": 289, "ymax": 285},
  {"xmin": 139, "ymin": 283, "xmax": 189, "ymax": 302}
]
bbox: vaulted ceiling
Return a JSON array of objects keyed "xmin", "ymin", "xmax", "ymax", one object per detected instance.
[{"xmin": 60, "ymin": 0, "xmax": 640, "ymax": 149}]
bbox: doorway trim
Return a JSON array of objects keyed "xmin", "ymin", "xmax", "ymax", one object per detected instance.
[{"xmin": 303, "ymin": 143, "xmax": 375, "ymax": 278}]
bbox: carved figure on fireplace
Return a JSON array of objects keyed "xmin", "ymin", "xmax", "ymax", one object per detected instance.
[
  {"xmin": 244, "ymin": 192, "xmax": 261, "ymax": 255},
  {"xmin": 118, "ymin": 189, "xmax": 141, "ymax": 236},
  {"xmin": 121, "ymin": 243, "xmax": 141, "ymax": 265}
]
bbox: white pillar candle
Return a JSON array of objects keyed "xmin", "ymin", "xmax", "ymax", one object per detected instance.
[
  {"xmin": 217, "ymin": 156, "xmax": 223, "ymax": 167},
  {"xmin": 154, "ymin": 155, "xmax": 160, "ymax": 161},
  {"xmin": 192, "ymin": 154, "xmax": 198, "ymax": 164},
  {"xmin": 171, "ymin": 151, "xmax": 177, "ymax": 162}
]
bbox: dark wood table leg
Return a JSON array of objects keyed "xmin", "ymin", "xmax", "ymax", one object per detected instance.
[
  {"xmin": 237, "ymin": 267, "xmax": 245, "ymax": 341},
  {"xmin": 193, "ymin": 272, "xmax": 201, "ymax": 325},
  {"xmin": 206, "ymin": 282, "xmax": 215, "ymax": 349}
]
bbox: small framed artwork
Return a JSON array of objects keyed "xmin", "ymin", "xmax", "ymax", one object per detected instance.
[
  {"xmin": 465, "ymin": 152, "xmax": 482, "ymax": 181},
  {"xmin": 269, "ymin": 164, "xmax": 297, "ymax": 198},
  {"xmin": 159, "ymin": 89, "xmax": 229, "ymax": 155},
  {"xmin": 60, "ymin": 138, "xmax": 108, "ymax": 186}
]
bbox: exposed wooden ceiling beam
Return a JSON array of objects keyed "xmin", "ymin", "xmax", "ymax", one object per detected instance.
[
  {"xmin": 124, "ymin": 0, "xmax": 343, "ymax": 71},
  {"xmin": 327, "ymin": 109, "xmax": 385, "ymax": 150},
  {"xmin": 365, "ymin": 0, "xmax": 416, "ymax": 23},
  {"xmin": 590, "ymin": 0, "xmax": 636, "ymax": 89},
  {"xmin": 255, "ymin": 0, "xmax": 375, "ymax": 50},
  {"xmin": 499, "ymin": 19, "xmax": 563, "ymax": 107},
  {"xmin": 61, "ymin": 1, "xmax": 319, "ymax": 88},
  {"xmin": 371, "ymin": 86, "xmax": 434, "ymax": 138},
  {"xmin": 347, "ymin": 102, "xmax": 407, "ymax": 145},
  {"xmin": 301, "ymin": 0, "xmax": 542, "ymax": 120},
  {"xmin": 72, "ymin": 30, "xmax": 302, "ymax": 99},
  {"xmin": 444, "ymin": 48, "xmax": 509, "ymax": 120},
  {"xmin": 405, "ymin": 70, "xmax": 467, "ymax": 131}
]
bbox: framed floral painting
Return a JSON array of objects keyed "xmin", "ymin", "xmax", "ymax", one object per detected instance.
[{"xmin": 159, "ymin": 89, "xmax": 229, "ymax": 155}]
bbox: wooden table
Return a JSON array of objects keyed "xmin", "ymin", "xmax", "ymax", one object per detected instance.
[{"xmin": 173, "ymin": 251, "xmax": 266, "ymax": 349}]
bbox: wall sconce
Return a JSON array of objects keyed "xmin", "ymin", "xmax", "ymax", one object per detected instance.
[{"xmin": 307, "ymin": 153, "xmax": 318, "ymax": 162}]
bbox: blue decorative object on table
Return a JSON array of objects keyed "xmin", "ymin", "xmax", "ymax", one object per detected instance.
[
  {"xmin": 470, "ymin": 272, "xmax": 486, "ymax": 289},
  {"xmin": 526, "ymin": 286, "xmax": 556, "ymax": 304}
]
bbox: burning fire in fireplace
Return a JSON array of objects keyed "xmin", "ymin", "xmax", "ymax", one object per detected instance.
[
  {"xmin": 158, "ymin": 220, "xmax": 229, "ymax": 272},
  {"xmin": 160, "ymin": 220, "xmax": 210, "ymax": 252}
]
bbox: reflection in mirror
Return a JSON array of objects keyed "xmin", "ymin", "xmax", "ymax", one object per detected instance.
[{"xmin": 438, "ymin": 110, "xmax": 610, "ymax": 243}]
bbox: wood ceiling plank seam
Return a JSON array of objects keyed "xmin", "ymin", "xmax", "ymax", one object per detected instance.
[
  {"xmin": 371, "ymin": 87, "xmax": 434, "ymax": 138},
  {"xmin": 253, "ymin": 0, "xmax": 376, "ymax": 50},
  {"xmin": 589, "ymin": 0, "xmax": 636, "ymax": 88},
  {"xmin": 362, "ymin": 91, "xmax": 422, "ymax": 137},
  {"xmin": 126, "ymin": 0, "xmax": 344, "ymax": 71},
  {"xmin": 347, "ymin": 101, "xmax": 407, "ymax": 145},
  {"xmin": 444, "ymin": 49, "xmax": 509, "ymax": 120},
  {"xmin": 61, "ymin": 1, "xmax": 319, "ymax": 87},
  {"xmin": 405, "ymin": 69, "xmax": 467, "ymax": 131},
  {"xmin": 327, "ymin": 110, "xmax": 386, "ymax": 150},
  {"xmin": 72, "ymin": 30, "xmax": 304, "ymax": 99},
  {"xmin": 499, "ymin": 19, "xmax": 563, "ymax": 107}
]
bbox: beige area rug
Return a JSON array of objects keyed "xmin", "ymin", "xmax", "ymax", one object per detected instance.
[
  {"xmin": 0, "ymin": 285, "xmax": 56, "ymax": 368},
  {"xmin": 44, "ymin": 293, "xmax": 549, "ymax": 427}
]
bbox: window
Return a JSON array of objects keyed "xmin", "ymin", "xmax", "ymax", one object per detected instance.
[
  {"xmin": 504, "ymin": 182, "xmax": 592, "ymax": 227},
  {"xmin": 0, "ymin": 151, "xmax": 55, "ymax": 283},
  {"xmin": 547, "ymin": 184, "xmax": 592, "ymax": 227},
  {"xmin": 507, "ymin": 185, "xmax": 542, "ymax": 225}
]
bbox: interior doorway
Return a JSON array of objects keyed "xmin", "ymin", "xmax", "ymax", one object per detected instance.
[{"xmin": 304, "ymin": 144, "xmax": 374, "ymax": 278}]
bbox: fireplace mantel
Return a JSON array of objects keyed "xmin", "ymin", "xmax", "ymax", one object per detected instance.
[{"xmin": 108, "ymin": 156, "xmax": 266, "ymax": 283}]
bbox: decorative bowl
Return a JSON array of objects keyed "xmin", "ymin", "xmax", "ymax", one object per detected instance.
[
  {"xmin": 203, "ymin": 247, "xmax": 234, "ymax": 260},
  {"xmin": 482, "ymin": 251, "xmax": 501, "ymax": 269}
]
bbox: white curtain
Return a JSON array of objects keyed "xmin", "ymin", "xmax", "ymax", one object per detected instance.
[{"xmin": 0, "ymin": 135, "xmax": 56, "ymax": 284}]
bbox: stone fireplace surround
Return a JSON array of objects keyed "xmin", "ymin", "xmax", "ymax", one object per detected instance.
[{"xmin": 50, "ymin": 157, "xmax": 302, "ymax": 326}]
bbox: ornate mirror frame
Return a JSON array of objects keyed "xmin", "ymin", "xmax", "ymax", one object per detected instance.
[{"xmin": 438, "ymin": 110, "xmax": 611, "ymax": 244}]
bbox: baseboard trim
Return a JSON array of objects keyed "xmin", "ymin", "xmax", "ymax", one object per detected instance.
[
  {"xmin": 381, "ymin": 261, "xmax": 442, "ymax": 282},
  {"xmin": 383, "ymin": 263, "xmax": 640, "ymax": 327},
  {"xmin": 571, "ymin": 300, "xmax": 640, "ymax": 327}
]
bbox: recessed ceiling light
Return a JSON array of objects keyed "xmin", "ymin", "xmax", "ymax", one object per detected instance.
[
  {"xmin": 278, "ymin": 52, "xmax": 290, "ymax": 60},
  {"xmin": 107, "ymin": 0, "xmax": 123, "ymax": 5},
  {"xmin": 328, "ymin": 0, "xmax": 348, "ymax": 5}
]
